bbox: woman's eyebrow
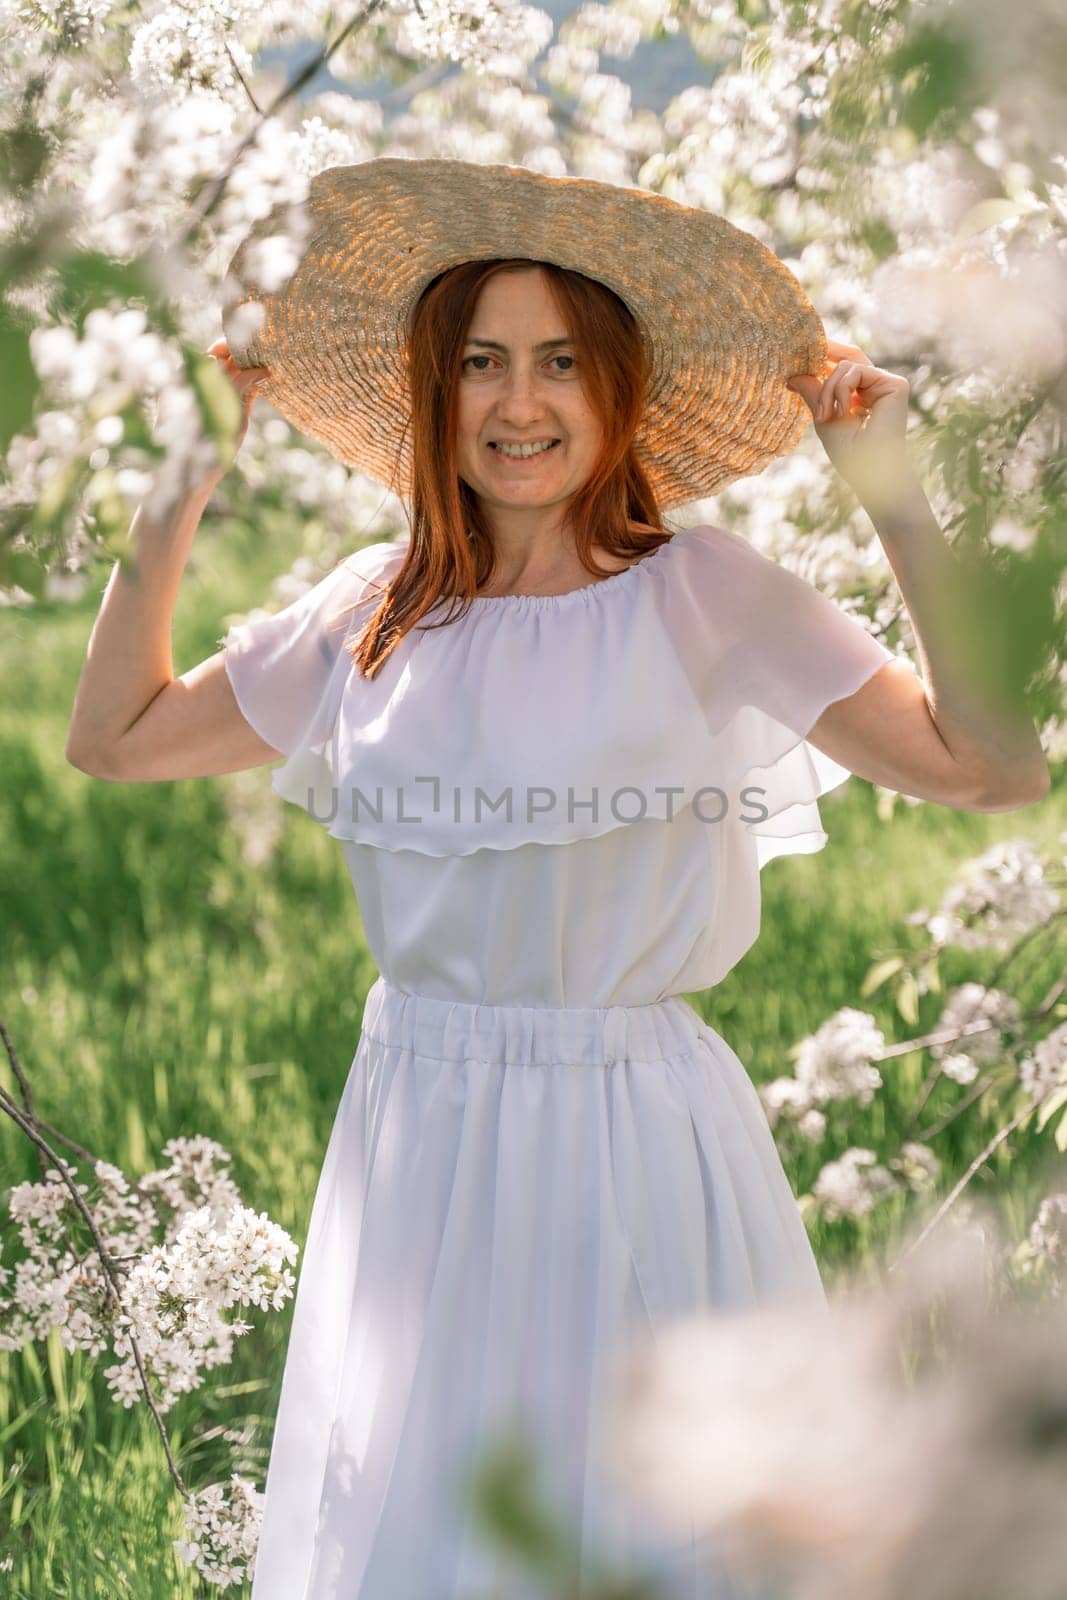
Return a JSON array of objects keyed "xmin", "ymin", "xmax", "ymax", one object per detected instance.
[{"xmin": 464, "ymin": 337, "xmax": 572, "ymax": 352}]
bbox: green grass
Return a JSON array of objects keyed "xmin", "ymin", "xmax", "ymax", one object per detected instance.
[{"xmin": 1, "ymin": 516, "xmax": 1064, "ymax": 1593}]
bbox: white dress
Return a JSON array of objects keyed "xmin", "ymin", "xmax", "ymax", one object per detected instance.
[{"xmin": 220, "ymin": 522, "xmax": 896, "ymax": 1600}]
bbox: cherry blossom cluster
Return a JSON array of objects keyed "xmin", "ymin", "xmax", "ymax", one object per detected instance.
[
  {"xmin": 172, "ymin": 1474, "xmax": 266, "ymax": 1590},
  {"xmin": 910, "ymin": 836, "xmax": 1062, "ymax": 954},
  {"xmin": 395, "ymin": 0, "xmax": 553, "ymax": 76},
  {"xmin": 756, "ymin": 834, "xmax": 1067, "ymax": 1250},
  {"xmin": 0, "ymin": 1136, "xmax": 297, "ymax": 1415}
]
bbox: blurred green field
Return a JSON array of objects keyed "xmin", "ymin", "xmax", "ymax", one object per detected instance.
[{"xmin": 2, "ymin": 515, "xmax": 1064, "ymax": 1596}]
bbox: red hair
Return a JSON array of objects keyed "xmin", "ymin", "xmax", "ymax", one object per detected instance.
[{"xmin": 346, "ymin": 258, "xmax": 668, "ymax": 679}]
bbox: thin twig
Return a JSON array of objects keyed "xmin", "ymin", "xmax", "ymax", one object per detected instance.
[
  {"xmin": 22, "ymin": 1113, "xmax": 100, "ymax": 1168},
  {"xmin": 224, "ymin": 41, "xmax": 264, "ymax": 117},
  {"xmin": 915, "ymin": 1067, "xmax": 999, "ymax": 1144},
  {"xmin": 0, "ymin": 1018, "xmax": 49, "ymax": 1181},
  {"xmin": 888, "ymin": 1103, "xmax": 1033, "ymax": 1274},
  {"xmin": 0, "ymin": 1074, "xmax": 188, "ymax": 1497},
  {"xmin": 905, "ymin": 911, "xmax": 1066, "ymax": 1127},
  {"xmin": 913, "ymin": 973, "xmax": 1067, "ymax": 1144},
  {"xmin": 177, "ymin": 0, "xmax": 390, "ymax": 249}
]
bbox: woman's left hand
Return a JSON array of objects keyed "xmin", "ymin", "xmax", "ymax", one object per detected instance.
[{"xmin": 786, "ymin": 339, "xmax": 913, "ymax": 508}]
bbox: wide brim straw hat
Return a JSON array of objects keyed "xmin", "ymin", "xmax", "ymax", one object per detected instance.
[{"xmin": 220, "ymin": 156, "xmax": 828, "ymax": 511}]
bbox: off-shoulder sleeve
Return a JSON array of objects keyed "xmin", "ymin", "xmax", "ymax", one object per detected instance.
[
  {"xmin": 655, "ymin": 523, "xmax": 898, "ymax": 870},
  {"xmin": 219, "ymin": 538, "xmax": 404, "ymax": 818}
]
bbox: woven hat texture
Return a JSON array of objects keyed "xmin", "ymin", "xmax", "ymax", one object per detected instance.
[{"xmin": 222, "ymin": 156, "xmax": 827, "ymax": 510}]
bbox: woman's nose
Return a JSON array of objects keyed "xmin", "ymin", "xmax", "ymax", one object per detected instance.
[{"xmin": 496, "ymin": 368, "xmax": 548, "ymax": 410}]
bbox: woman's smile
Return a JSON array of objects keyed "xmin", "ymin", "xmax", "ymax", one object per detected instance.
[{"xmin": 487, "ymin": 438, "xmax": 563, "ymax": 464}]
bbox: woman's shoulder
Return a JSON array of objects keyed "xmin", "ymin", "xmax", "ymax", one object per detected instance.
[
  {"xmin": 322, "ymin": 538, "xmax": 410, "ymax": 618},
  {"xmin": 339, "ymin": 536, "xmax": 409, "ymax": 583}
]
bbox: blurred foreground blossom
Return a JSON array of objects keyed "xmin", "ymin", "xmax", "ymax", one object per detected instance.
[
  {"xmin": 600, "ymin": 1209, "xmax": 1067, "ymax": 1600},
  {"xmin": 869, "ymin": 230, "xmax": 1067, "ymax": 393}
]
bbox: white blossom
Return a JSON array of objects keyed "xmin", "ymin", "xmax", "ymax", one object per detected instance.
[
  {"xmin": 811, "ymin": 1147, "xmax": 900, "ymax": 1222},
  {"xmin": 758, "ymin": 1009, "xmax": 886, "ymax": 1131},
  {"xmin": 17, "ymin": 0, "xmax": 113, "ymax": 37},
  {"xmin": 1028, "ymin": 1194, "xmax": 1067, "ymax": 1273},
  {"xmin": 940, "ymin": 1052, "xmax": 981, "ymax": 1085},
  {"xmin": 797, "ymin": 1107, "xmax": 827, "ymax": 1143},
  {"xmin": 757, "ymin": 1073, "xmax": 810, "ymax": 1127},
  {"xmin": 128, "ymin": 0, "xmax": 260, "ymax": 101},
  {"xmin": 889, "ymin": 1141, "xmax": 941, "ymax": 1193},
  {"xmin": 391, "ymin": 0, "xmax": 554, "ymax": 77},
  {"xmin": 931, "ymin": 983, "xmax": 1023, "ymax": 1078},
  {"xmin": 793, "ymin": 1007, "xmax": 886, "ymax": 1108},
  {"xmin": 564, "ymin": 2, "xmax": 642, "ymax": 59},
  {"xmin": 173, "ymin": 1473, "xmax": 264, "ymax": 1589},
  {"xmin": 1018, "ymin": 1021, "xmax": 1067, "ymax": 1106},
  {"xmin": 0, "ymin": 1139, "xmax": 296, "ymax": 1417},
  {"xmin": 921, "ymin": 840, "xmax": 1059, "ymax": 953}
]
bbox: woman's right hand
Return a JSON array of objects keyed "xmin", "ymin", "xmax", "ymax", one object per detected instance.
[{"xmin": 204, "ymin": 337, "xmax": 271, "ymax": 484}]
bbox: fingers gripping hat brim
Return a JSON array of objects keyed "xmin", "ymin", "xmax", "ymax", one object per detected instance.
[{"xmin": 221, "ymin": 156, "xmax": 826, "ymax": 511}]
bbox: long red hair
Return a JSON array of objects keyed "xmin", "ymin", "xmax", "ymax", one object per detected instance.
[{"xmin": 344, "ymin": 258, "xmax": 669, "ymax": 679}]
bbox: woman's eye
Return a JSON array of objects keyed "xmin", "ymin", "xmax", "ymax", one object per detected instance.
[{"xmin": 461, "ymin": 354, "xmax": 577, "ymax": 373}]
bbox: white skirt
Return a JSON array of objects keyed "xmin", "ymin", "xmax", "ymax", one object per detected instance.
[{"xmin": 249, "ymin": 976, "xmax": 826, "ymax": 1600}]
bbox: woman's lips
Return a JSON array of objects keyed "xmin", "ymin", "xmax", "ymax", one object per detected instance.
[{"xmin": 487, "ymin": 440, "xmax": 562, "ymax": 463}]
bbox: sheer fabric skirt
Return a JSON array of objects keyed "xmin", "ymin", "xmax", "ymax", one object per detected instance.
[{"xmin": 249, "ymin": 977, "xmax": 827, "ymax": 1600}]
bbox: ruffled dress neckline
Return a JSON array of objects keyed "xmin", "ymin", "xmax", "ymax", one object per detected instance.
[
  {"xmin": 461, "ymin": 536, "xmax": 675, "ymax": 612},
  {"xmin": 221, "ymin": 521, "xmax": 897, "ymax": 865}
]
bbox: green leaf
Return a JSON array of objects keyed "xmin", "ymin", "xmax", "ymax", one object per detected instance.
[
  {"xmin": 954, "ymin": 198, "xmax": 1029, "ymax": 240},
  {"xmin": 741, "ymin": 23, "xmax": 774, "ymax": 76},
  {"xmin": 1055, "ymin": 1107, "xmax": 1067, "ymax": 1154},
  {"xmin": 185, "ymin": 349, "xmax": 241, "ymax": 468},
  {"xmin": 896, "ymin": 1049, "xmax": 926, "ymax": 1094},
  {"xmin": 46, "ymin": 1327, "xmax": 68, "ymax": 1409},
  {"xmin": 0, "ymin": 548, "xmax": 47, "ymax": 599},
  {"xmin": 112, "ymin": 401, "xmax": 158, "ymax": 455},
  {"xmin": 861, "ymin": 956, "xmax": 904, "ymax": 996},
  {"xmin": 1037, "ymin": 1083, "xmax": 1067, "ymax": 1132},
  {"xmin": 0, "ymin": 503, "xmax": 35, "ymax": 551},
  {"xmin": 859, "ymin": 218, "xmax": 899, "ymax": 262},
  {"xmin": 31, "ymin": 454, "xmax": 87, "ymax": 539},
  {"xmin": 889, "ymin": 22, "xmax": 982, "ymax": 141},
  {"xmin": 49, "ymin": 250, "xmax": 168, "ymax": 335},
  {"xmin": 87, "ymin": 466, "xmax": 133, "ymax": 549},
  {"xmin": 896, "ymin": 971, "xmax": 920, "ymax": 1026},
  {"xmin": 0, "ymin": 307, "xmax": 38, "ymax": 451},
  {"xmin": 966, "ymin": 441, "xmax": 984, "ymax": 495},
  {"xmin": 0, "ymin": 121, "xmax": 52, "ymax": 194}
]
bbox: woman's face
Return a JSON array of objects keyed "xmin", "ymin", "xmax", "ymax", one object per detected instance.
[{"xmin": 454, "ymin": 266, "xmax": 603, "ymax": 519}]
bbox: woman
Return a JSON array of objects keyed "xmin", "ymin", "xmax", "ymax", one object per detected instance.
[{"xmin": 65, "ymin": 157, "xmax": 1050, "ymax": 1599}]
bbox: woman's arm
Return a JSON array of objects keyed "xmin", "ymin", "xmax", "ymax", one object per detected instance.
[
  {"xmin": 807, "ymin": 473, "xmax": 1051, "ymax": 812},
  {"xmin": 65, "ymin": 340, "xmax": 278, "ymax": 782},
  {"xmin": 64, "ymin": 481, "xmax": 281, "ymax": 782}
]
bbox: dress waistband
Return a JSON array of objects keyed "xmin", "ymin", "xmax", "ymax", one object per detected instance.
[{"xmin": 360, "ymin": 975, "xmax": 709, "ymax": 1067}]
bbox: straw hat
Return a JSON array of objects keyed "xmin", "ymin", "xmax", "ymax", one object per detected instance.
[{"xmin": 220, "ymin": 156, "xmax": 827, "ymax": 511}]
